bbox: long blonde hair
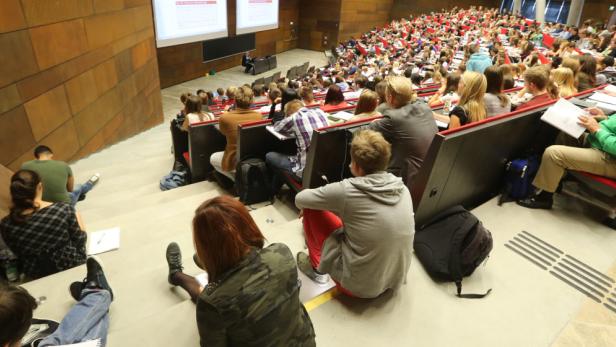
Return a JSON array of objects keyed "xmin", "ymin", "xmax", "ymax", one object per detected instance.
[
  {"xmin": 458, "ymin": 71, "xmax": 487, "ymax": 123},
  {"xmin": 551, "ymin": 67, "xmax": 577, "ymax": 97}
]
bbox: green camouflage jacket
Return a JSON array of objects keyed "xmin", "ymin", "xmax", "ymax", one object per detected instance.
[{"xmin": 196, "ymin": 243, "xmax": 316, "ymax": 347}]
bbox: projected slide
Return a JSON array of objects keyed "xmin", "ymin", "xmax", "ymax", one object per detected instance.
[
  {"xmin": 153, "ymin": 0, "xmax": 228, "ymax": 48},
  {"xmin": 236, "ymin": 0, "xmax": 279, "ymax": 35}
]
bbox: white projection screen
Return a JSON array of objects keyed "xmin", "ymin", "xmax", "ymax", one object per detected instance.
[
  {"xmin": 236, "ymin": 0, "xmax": 279, "ymax": 35},
  {"xmin": 152, "ymin": 0, "xmax": 228, "ymax": 48}
]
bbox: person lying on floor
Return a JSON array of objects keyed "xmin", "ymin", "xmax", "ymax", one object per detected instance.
[
  {"xmin": 294, "ymin": 130, "xmax": 414, "ymax": 298},
  {"xmin": 164, "ymin": 196, "xmax": 315, "ymax": 347},
  {"xmin": 518, "ymin": 107, "xmax": 616, "ymax": 209},
  {"xmin": 0, "ymin": 256, "xmax": 113, "ymax": 347}
]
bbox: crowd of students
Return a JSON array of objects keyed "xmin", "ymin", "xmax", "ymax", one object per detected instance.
[{"xmin": 4, "ymin": 5, "xmax": 616, "ymax": 347}]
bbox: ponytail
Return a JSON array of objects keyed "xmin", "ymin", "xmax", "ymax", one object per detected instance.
[{"xmin": 8, "ymin": 170, "xmax": 40, "ymax": 224}]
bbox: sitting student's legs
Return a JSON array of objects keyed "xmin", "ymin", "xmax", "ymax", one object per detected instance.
[
  {"xmin": 69, "ymin": 174, "xmax": 100, "ymax": 205},
  {"xmin": 533, "ymin": 145, "xmax": 616, "ymax": 193},
  {"xmin": 302, "ymin": 209, "xmax": 343, "ymax": 268},
  {"xmin": 166, "ymin": 242, "xmax": 204, "ymax": 303},
  {"xmin": 39, "ymin": 290, "xmax": 111, "ymax": 347},
  {"xmin": 209, "ymin": 151, "xmax": 235, "ymax": 181},
  {"xmin": 265, "ymin": 152, "xmax": 300, "ymax": 194}
]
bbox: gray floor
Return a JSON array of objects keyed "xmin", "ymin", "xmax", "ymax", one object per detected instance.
[{"xmin": 20, "ymin": 49, "xmax": 616, "ymax": 346}]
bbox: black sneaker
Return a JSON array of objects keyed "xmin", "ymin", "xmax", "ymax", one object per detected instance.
[
  {"xmin": 85, "ymin": 256, "xmax": 114, "ymax": 300},
  {"xmin": 166, "ymin": 242, "xmax": 183, "ymax": 285},
  {"xmin": 69, "ymin": 281, "xmax": 85, "ymax": 301},
  {"xmin": 517, "ymin": 191, "xmax": 554, "ymax": 210}
]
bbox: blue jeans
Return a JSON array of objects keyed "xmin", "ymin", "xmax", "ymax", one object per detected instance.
[
  {"xmin": 69, "ymin": 181, "xmax": 95, "ymax": 206},
  {"xmin": 39, "ymin": 290, "xmax": 111, "ymax": 347},
  {"xmin": 265, "ymin": 152, "xmax": 301, "ymax": 194}
]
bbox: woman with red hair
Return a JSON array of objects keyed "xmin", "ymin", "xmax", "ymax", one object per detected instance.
[{"xmin": 164, "ymin": 196, "xmax": 315, "ymax": 346}]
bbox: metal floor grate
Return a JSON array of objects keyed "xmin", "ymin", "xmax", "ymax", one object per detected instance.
[{"xmin": 506, "ymin": 231, "xmax": 616, "ymax": 314}]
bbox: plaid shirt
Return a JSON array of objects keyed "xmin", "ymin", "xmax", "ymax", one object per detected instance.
[
  {"xmin": 273, "ymin": 107, "xmax": 329, "ymax": 175},
  {"xmin": 0, "ymin": 202, "xmax": 86, "ymax": 278}
]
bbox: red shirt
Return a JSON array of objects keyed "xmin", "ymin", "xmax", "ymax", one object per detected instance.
[{"xmin": 517, "ymin": 93, "xmax": 553, "ymax": 110}]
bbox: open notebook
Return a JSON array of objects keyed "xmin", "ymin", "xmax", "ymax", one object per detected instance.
[{"xmin": 540, "ymin": 98, "xmax": 587, "ymax": 138}]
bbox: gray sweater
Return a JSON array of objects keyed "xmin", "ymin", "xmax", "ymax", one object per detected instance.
[
  {"xmin": 370, "ymin": 100, "xmax": 437, "ymax": 188},
  {"xmin": 295, "ymin": 172, "xmax": 414, "ymax": 298}
]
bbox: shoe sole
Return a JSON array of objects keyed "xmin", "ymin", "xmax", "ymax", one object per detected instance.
[{"xmin": 88, "ymin": 256, "xmax": 113, "ymax": 295}]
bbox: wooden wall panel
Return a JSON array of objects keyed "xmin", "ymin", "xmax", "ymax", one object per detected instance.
[
  {"xmin": 0, "ymin": 165, "xmax": 12, "ymax": 218},
  {"xmin": 580, "ymin": 0, "xmax": 615, "ymax": 25},
  {"xmin": 298, "ymin": 0, "xmax": 342, "ymax": 51},
  {"xmin": 339, "ymin": 0, "xmax": 394, "ymax": 41},
  {"xmin": 0, "ymin": 0, "xmax": 163, "ymax": 170},
  {"xmin": 157, "ymin": 0, "xmax": 300, "ymax": 88}
]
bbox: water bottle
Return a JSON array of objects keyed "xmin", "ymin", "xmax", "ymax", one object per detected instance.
[
  {"xmin": 4, "ymin": 259, "xmax": 18, "ymax": 282},
  {"xmin": 443, "ymin": 94, "xmax": 452, "ymax": 113}
]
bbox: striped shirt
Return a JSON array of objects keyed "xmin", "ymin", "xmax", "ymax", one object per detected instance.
[{"xmin": 273, "ymin": 107, "xmax": 329, "ymax": 175}]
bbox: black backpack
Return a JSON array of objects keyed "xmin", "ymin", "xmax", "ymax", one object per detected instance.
[
  {"xmin": 235, "ymin": 159, "xmax": 272, "ymax": 205},
  {"xmin": 413, "ymin": 205, "xmax": 493, "ymax": 299}
]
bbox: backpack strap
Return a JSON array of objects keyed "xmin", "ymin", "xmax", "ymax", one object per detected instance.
[
  {"xmin": 450, "ymin": 215, "xmax": 492, "ymax": 299},
  {"xmin": 455, "ymin": 281, "xmax": 492, "ymax": 299}
]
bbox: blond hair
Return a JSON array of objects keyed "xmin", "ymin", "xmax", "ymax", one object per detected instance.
[
  {"xmin": 284, "ymin": 100, "xmax": 303, "ymax": 116},
  {"xmin": 458, "ymin": 72, "xmax": 487, "ymax": 123},
  {"xmin": 234, "ymin": 86, "xmax": 254, "ymax": 109},
  {"xmin": 226, "ymin": 86, "xmax": 238, "ymax": 100},
  {"xmin": 351, "ymin": 130, "xmax": 391, "ymax": 174},
  {"xmin": 385, "ymin": 76, "xmax": 416, "ymax": 108},
  {"xmin": 561, "ymin": 57, "xmax": 580, "ymax": 77},
  {"xmin": 551, "ymin": 67, "xmax": 577, "ymax": 97}
]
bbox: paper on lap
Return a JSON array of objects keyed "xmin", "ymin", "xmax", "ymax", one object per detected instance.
[{"xmin": 540, "ymin": 98, "xmax": 587, "ymax": 139}]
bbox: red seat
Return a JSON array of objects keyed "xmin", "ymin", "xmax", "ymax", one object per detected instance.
[
  {"xmin": 572, "ymin": 171, "xmax": 616, "ymax": 191},
  {"xmin": 183, "ymin": 152, "xmax": 190, "ymax": 166}
]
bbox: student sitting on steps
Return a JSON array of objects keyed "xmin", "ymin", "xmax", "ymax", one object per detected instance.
[
  {"xmin": 164, "ymin": 196, "xmax": 316, "ymax": 347},
  {"xmin": 295, "ymin": 130, "xmax": 414, "ymax": 298}
]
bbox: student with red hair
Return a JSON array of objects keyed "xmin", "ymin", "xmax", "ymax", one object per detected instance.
[
  {"xmin": 320, "ymin": 84, "xmax": 349, "ymax": 112},
  {"xmin": 164, "ymin": 196, "xmax": 315, "ymax": 346}
]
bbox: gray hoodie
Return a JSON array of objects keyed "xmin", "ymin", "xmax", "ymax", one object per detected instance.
[{"xmin": 295, "ymin": 172, "xmax": 414, "ymax": 298}]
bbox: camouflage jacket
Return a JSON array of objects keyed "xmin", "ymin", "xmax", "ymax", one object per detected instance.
[{"xmin": 196, "ymin": 243, "xmax": 316, "ymax": 347}]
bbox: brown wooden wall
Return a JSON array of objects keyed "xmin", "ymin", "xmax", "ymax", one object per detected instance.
[
  {"xmin": 297, "ymin": 0, "xmax": 342, "ymax": 51},
  {"xmin": 339, "ymin": 0, "xmax": 394, "ymax": 41},
  {"xmin": 157, "ymin": 0, "xmax": 300, "ymax": 88},
  {"xmin": 0, "ymin": 0, "xmax": 163, "ymax": 172},
  {"xmin": 0, "ymin": 165, "xmax": 12, "ymax": 218},
  {"xmin": 390, "ymin": 0, "xmax": 500, "ymax": 19},
  {"xmin": 580, "ymin": 0, "xmax": 615, "ymax": 24}
]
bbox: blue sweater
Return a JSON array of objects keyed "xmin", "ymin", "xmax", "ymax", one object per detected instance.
[{"xmin": 466, "ymin": 53, "xmax": 493, "ymax": 73}]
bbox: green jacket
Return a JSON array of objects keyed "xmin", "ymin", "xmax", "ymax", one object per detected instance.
[
  {"xmin": 588, "ymin": 114, "xmax": 616, "ymax": 157},
  {"xmin": 196, "ymin": 243, "xmax": 315, "ymax": 347}
]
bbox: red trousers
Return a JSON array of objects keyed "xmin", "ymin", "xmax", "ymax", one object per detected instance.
[{"xmin": 302, "ymin": 209, "xmax": 355, "ymax": 297}]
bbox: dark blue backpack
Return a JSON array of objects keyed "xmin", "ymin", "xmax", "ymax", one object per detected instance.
[{"xmin": 499, "ymin": 156, "xmax": 539, "ymax": 204}]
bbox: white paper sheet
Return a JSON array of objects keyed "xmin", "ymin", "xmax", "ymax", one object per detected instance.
[
  {"xmin": 604, "ymin": 84, "xmax": 616, "ymax": 93},
  {"xmin": 87, "ymin": 228, "xmax": 120, "ymax": 255},
  {"xmin": 57, "ymin": 339, "xmax": 101, "ymax": 347},
  {"xmin": 589, "ymin": 92, "xmax": 616, "ymax": 105},
  {"xmin": 540, "ymin": 98, "xmax": 587, "ymax": 139},
  {"xmin": 195, "ymin": 273, "xmax": 209, "ymax": 287},
  {"xmin": 266, "ymin": 126, "xmax": 294, "ymax": 140},
  {"xmin": 329, "ymin": 111, "xmax": 354, "ymax": 121}
]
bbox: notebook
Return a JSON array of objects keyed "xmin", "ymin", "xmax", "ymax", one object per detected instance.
[
  {"xmin": 540, "ymin": 98, "xmax": 587, "ymax": 139},
  {"xmin": 329, "ymin": 111, "xmax": 354, "ymax": 121},
  {"xmin": 87, "ymin": 228, "xmax": 121, "ymax": 255},
  {"xmin": 589, "ymin": 92, "xmax": 616, "ymax": 105}
]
